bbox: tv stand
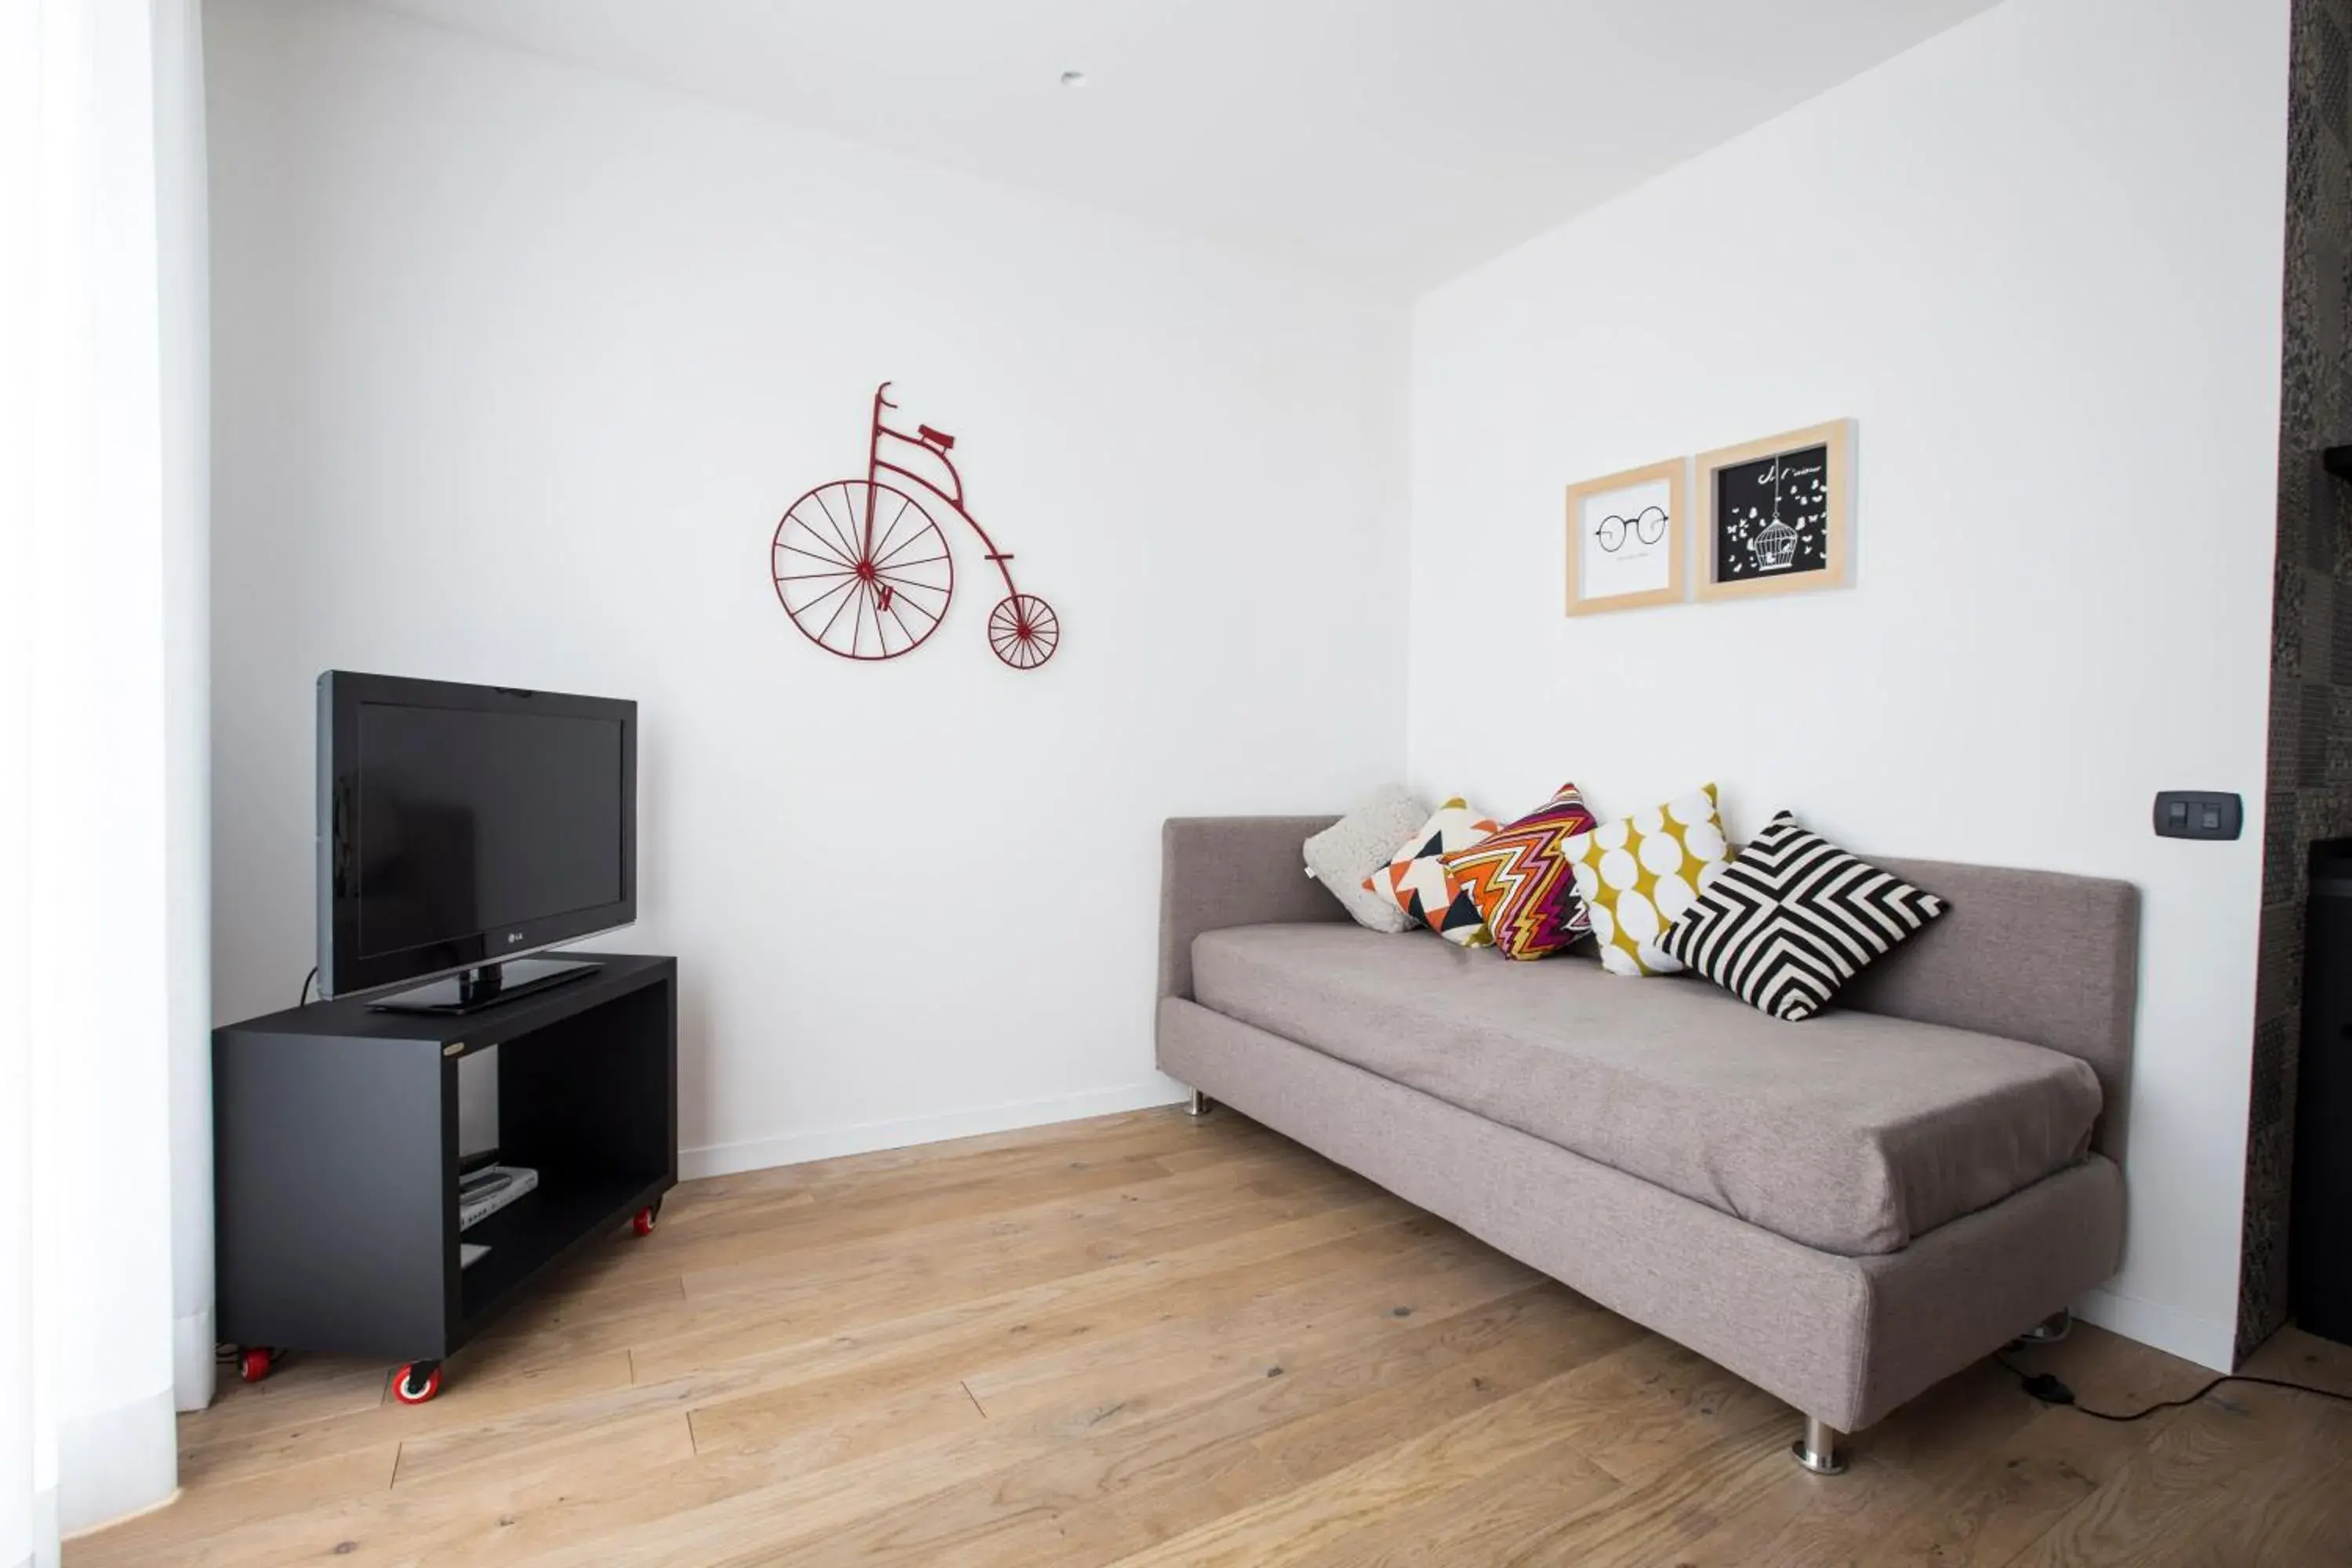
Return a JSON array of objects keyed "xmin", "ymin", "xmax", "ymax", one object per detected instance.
[
  {"xmin": 213, "ymin": 954, "xmax": 677, "ymax": 1402},
  {"xmin": 368, "ymin": 955, "xmax": 602, "ymax": 1015}
]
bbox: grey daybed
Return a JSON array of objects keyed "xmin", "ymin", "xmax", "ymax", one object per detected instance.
[{"xmin": 1156, "ymin": 815, "xmax": 2134, "ymax": 1472}]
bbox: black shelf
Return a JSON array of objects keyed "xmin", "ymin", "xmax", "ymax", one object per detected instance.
[
  {"xmin": 213, "ymin": 953, "xmax": 677, "ymax": 1382},
  {"xmin": 459, "ymin": 1166, "xmax": 665, "ymax": 1329}
]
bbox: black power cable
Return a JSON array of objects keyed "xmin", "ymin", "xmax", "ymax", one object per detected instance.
[
  {"xmin": 1998, "ymin": 1352, "xmax": 2352, "ymax": 1422},
  {"xmin": 299, "ymin": 966, "xmax": 318, "ymax": 1007}
]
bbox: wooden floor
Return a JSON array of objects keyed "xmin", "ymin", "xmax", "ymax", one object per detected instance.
[{"xmin": 72, "ymin": 1107, "xmax": 2352, "ymax": 1567}]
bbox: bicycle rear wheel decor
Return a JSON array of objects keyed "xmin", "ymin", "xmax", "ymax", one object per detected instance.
[
  {"xmin": 771, "ymin": 383, "xmax": 1061, "ymax": 670},
  {"xmin": 987, "ymin": 594, "xmax": 1059, "ymax": 670}
]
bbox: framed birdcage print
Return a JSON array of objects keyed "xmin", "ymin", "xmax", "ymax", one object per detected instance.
[
  {"xmin": 1564, "ymin": 456, "xmax": 1688, "ymax": 615},
  {"xmin": 1694, "ymin": 420, "xmax": 1854, "ymax": 602}
]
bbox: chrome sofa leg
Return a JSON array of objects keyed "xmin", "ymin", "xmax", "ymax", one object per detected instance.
[
  {"xmin": 2012, "ymin": 1308, "xmax": 2073, "ymax": 1346},
  {"xmin": 1792, "ymin": 1416, "xmax": 1846, "ymax": 1475},
  {"xmin": 1185, "ymin": 1089, "xmax": 1212, "ymax": 1118}
]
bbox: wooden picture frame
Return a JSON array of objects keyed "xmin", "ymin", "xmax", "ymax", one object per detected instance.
[
  {"xmin": 1693, "ymin": 419, "xmax": 1854, "ymax": 602},
  {"xmin": 1564, "ymin": 456, "xmax": 1688, "ymax": 615}
]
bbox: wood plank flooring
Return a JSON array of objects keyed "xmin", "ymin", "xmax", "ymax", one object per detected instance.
[{"xmin": 69, "ymin": 1106, "xmax": 2352, "ymax": 1566}]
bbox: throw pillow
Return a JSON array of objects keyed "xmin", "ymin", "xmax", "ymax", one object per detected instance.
[
  {"xmin": 1363, "ymin": 797, "xmax": 1500, "ymax": 946},
  {"xmin": 1659, "ymin": 811, "xmax": 1947, "ymax": 1021},
  {"xmin": 1438, "ymin": 782, "xmax": 1599, "ymax": 960},
  {"xmin": 1564, "ymin": 784, "xmax": 1733, "ymax": 977},
  {"xmin": 1304, "ymin": 786, "xmax": 1432, "ymax": 935}
]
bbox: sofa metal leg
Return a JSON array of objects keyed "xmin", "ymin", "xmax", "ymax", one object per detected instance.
[
  {"xmin": 2012, "ymin": 1308, "xmax": 2072, "ymax": 1346},
  {"xmin": 1185, "ymin": 1089, "xmax": 1213, "ymax": 1119},
  {"xmin": 1792, "ymin": 1416, "xmax": 1846, "ymax": 1475}
]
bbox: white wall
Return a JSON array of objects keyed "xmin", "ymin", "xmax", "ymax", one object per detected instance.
[
  {"xmin": 1407, "ymin": 0, "xmax": 2289, "ymax": 1371},
  {"xmin": 205, "ymin": 1, "xmax": 1406, "ymax": 1172}
]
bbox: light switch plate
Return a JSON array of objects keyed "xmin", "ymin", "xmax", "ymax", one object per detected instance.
[{"xmin": 2153, "ymin": 791, "xmax": 2242, "ymax": 840}]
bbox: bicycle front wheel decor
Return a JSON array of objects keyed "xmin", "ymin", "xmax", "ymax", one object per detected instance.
[
  {"xmin": 987, "ymin": 593, "xmax": 1059, "ymax": 670},
  {"xmin": 772, "ymin": 481, "xmax": 953, "ymax": 662}
]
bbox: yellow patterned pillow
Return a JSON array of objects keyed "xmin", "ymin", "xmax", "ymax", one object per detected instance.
[{"xmin": 1563, "ymin": 785, "xmax": 1732, "ymax": 977}]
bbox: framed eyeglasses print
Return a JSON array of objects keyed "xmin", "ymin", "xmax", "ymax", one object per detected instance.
[{"xmin": 1565, "ymin": 456, "xmax": 1688, "ymax": 616}]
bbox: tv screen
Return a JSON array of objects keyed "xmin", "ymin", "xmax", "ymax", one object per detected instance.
[{"xmin": 318, "ymin": 673, "xmax": 636, "ymax": 998}]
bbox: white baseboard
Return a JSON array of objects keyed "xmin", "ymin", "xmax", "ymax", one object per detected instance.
[
  {"xmin": 2074, "ymin": 1284, "xmax": 2236, "ymax": 1373},
  {"xmin": 679, "ymin": 1078, "xmax": 1191, "ymax": 1181},
  {"xmin": 172, "ymin": 1305, "xmax": 216, "ymax": 1413}
]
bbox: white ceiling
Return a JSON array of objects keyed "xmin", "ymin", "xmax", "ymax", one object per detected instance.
[{"xmin": 363, "ymin": 0, "xmax": 2000, "ymax": 296}]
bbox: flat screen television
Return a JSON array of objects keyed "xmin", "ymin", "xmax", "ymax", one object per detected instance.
[{"xmin": 318, "ymin": 671, "xmax": 637, "ymax": 1004}]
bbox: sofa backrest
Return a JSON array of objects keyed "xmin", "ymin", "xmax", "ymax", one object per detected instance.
[
  {"xmin": 1160, "ymin": 815, "xmax": 1344, "ymax": 1004},
  {"xmin": 1842, "ymin": 857, "xmax": 2139, "ymax": 1166}
]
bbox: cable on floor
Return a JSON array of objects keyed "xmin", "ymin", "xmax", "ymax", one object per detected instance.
[{"xmin": 1997, "ymin": 1352, "xmax": 2352, "ymax": 1422}]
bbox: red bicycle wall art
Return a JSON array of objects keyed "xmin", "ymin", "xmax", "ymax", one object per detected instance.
[{"xmin": 771, "ymin": 383, "xmax": 1060, "ymax": 670}]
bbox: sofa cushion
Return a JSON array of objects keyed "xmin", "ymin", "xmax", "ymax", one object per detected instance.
[
  {"xmin": 1189, "ymin": 923, "xmax": 2102, "ymax": 1256},
  {"xmin": 1661, "ymin": 811, "xmax": 1947, "ymax": 1020},
  {"xmin": 1303, "ymin": 786, "xmax": 1430, "ymax": 935},
  {"xmin": 1564, "ymin": 782, "xmax": 1733, "ymax": 977},
  {"xmin": 1363, "ymin": 797, "xmax": 1500, "ymax": 946},
  {"xmin": 1439, "ymin": 781, "xmax": 1598, "ymax": 960}
]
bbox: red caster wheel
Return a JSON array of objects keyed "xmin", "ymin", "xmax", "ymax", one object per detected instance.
[
  {"xmin": 391, "ymin": 1361, "xmax": 441, "ymax": 1405},
  {"xmin": 630, "ymin": 1202, "xmax": 660, "ymax": 1237},
  {"xmin": 239, "ymin": 1348, "xmax": 275, "ymax": 1384}
]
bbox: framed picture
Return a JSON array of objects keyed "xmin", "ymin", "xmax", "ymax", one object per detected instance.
[
  {"xmin": 1564, "ymin": 456, "xmax": 1687, "ymax": 615},
  {"xmin": 1694, "ymin": 419, "xmax": 1853, "ymax": 601}
]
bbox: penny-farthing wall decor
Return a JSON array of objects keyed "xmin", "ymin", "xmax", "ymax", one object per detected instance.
[{"xmin": 771, "ymin": 383, "xmax": 1061, "ymax": 670}]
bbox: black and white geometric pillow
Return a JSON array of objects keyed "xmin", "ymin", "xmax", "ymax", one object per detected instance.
[{"xmin": 1657, "ymin": 811, "xmax": 1946, "ymax": 1022}]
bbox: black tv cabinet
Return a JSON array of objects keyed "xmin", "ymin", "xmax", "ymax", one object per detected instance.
[{"xmin": 212, "ymin": 953, "xmax": 677, "ymax": 1402}]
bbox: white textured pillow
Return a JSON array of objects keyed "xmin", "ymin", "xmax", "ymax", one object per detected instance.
[{"xmin": 1305, "ymin": 786, "xmax": 1431, "ymax": 934}]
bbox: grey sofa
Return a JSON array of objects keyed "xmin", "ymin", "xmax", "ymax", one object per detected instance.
[{"xmin": 1156, "ymin": 815, "xmax": 2136, "ymax": 1472}]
